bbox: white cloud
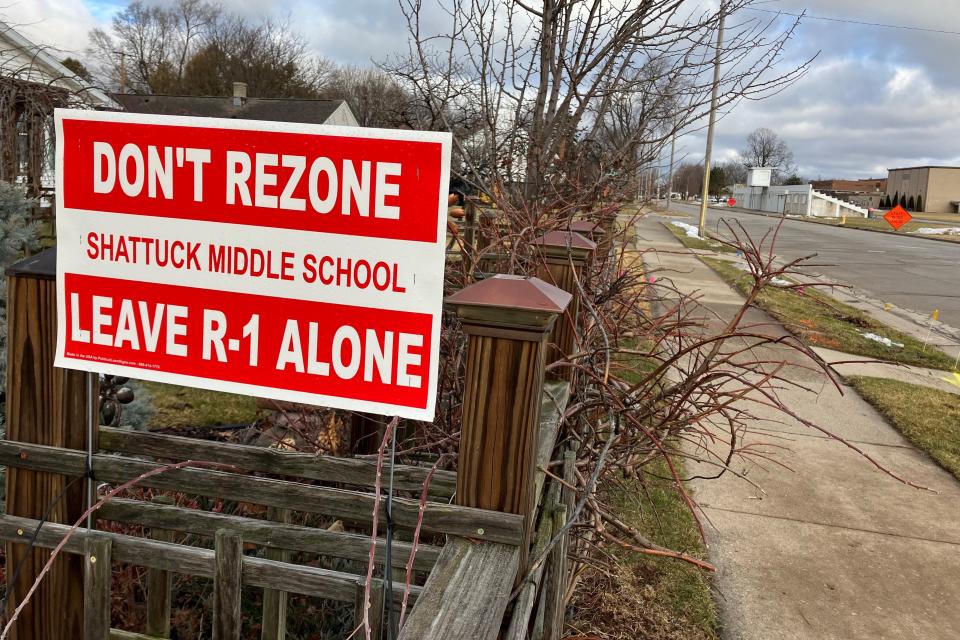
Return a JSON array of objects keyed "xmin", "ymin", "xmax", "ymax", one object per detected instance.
[
  {"xmin": 886, "ymin": 67, "xmax": 920, "ymax": 95},
  {"xmin": 1, "ymin": 0, "xmax": 101, "ymax": 56},
  {"xmin": 7, "ymin": 0, "xmax": 960, "ymax": 178}
]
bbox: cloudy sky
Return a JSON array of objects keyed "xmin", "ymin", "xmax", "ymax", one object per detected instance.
[{"xmin": 5, "ymin": 0, "xmax": 960, "ymax": 179}]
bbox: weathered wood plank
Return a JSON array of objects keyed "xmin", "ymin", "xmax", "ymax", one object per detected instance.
[
  {"xmin": 535, "ymin": 381, "xmax": 570, "ymax": 501},
  {"xmin": 541, "ymin": 504, "xmax": 569, "ymax": 640},
  {"xmin": 84, "ymin": 534, "xmax": 112, "ymax": 640},
  {"xmin": 145, "ymin": 497, "xmax": 174, "ymax": 638},
  {"xmin": 99, "ymin": 427, "xmax": 456, "ymax": 498},
  {"xmin": 213, "ymin": 530, "xmax": 242, "ymax": 640},
  {"xmin": 98, "ymin": 498, "xmax": 440, "ymax": 571},
  {"xmin": 0, "ymin": 441, "xmax": 522, "ymax": 545},
  {"xmin": 504, "ymin": 500, "xmax": 556, "ymax": 640},
  {"xmin": 109, "ymin": 630, "xmax": 165, "ymax": 640},
  {"xmin": 260, "ymin": 507, "xmax": 288, "ymax": 640},
  {"xmin": 397, "ymin": 538, "xmax": 519, "ymax": 640},
  {"xmin": 0, "ymin": 515, "xmax": 421, "ymax": 603}
]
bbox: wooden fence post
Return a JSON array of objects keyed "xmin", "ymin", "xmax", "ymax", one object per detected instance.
[
  {"xmin": 213, "ymin": 530, "xmax": 243, "ymax": 640},
  {"xmin": 260, "ymin": 506, "xmax": 290, "ymax": 640},
  {"xmin": 464, "ymin": 196, "xmax": 481, "ymax": 252},
  {"xmin": 5, "ymin": 248, "xmax": 95, "ymax": 640},
  {"xmin": 83, "ymin": 533, "xmax": 112, "ymax": 640},
  {"xmin": 146, "ymin": 496, "xmax": 175, "ymax": 638},
  {"xmin": 446, "ymin": 275, "xmax": 571, "ymax": 572},
  {"xmin": 596, "ymin": 211, "xmax": 618, "ymax": 264},
  {"xmin": 531, "ymin": 231, "xmax": 596, "ymax": 382},
  {"xmin": 565, "ymin": 220, "xmax": 604, "ymax": 246}
]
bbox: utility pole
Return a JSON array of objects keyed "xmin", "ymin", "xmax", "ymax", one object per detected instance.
[
  {"xmin": 118, "ymin": 51, "xmax": 127, "ymax": 95},
  {"xmin": 666, "ymin": 129, "xmax": 677, "ymax": 209},
  {"xmin": 698, "ymin": 2, "xmax": 726, "ymax": 238}
]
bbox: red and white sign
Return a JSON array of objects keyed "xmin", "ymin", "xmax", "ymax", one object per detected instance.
[
  {"xmin": 55, "ymin": 109, "xmax": 451, "ymax": 420},
  {"xmin": 727, "ymin": 197, "xmax": 736, "ymax": 207}
]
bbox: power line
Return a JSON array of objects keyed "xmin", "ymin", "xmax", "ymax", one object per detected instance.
[{"xmin": 746, "ymin": 6, "xmax": 960, "ymax": 37}]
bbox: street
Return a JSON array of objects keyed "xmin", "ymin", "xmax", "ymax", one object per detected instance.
[{"xmin": 663, "ymin": 202, "xmax": 960, "ymax": 329}]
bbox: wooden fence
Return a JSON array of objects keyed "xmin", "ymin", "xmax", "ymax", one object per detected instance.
[{"xmin": 2, "ymin": 217, "xmax": 613, "ymax": 639}]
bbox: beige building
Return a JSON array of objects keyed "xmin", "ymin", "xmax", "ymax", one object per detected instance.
[{"xmin": 886, "ymin": 166, "xmax": 960, "ymax": 213}]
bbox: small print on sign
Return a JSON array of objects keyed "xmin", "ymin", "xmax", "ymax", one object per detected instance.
[
  {"xmin": 883, "ymin": 205, "xmax": 912, "ymax": 231},
  {"xmin": 55, "ymin": 109, "xmax": 452, "ymax": 420}
]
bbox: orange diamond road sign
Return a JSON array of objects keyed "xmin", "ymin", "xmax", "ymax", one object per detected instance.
[{"xmin": 884, "ymin": 205, "xmax": 912, "ymax": 230}]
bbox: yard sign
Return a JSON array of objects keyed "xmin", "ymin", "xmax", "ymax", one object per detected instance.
[{"xmin": 54, "ymin": 109, "xmax": 451, "ymax": 421}]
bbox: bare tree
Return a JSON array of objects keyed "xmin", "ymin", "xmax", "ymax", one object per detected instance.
[
  {"xmin": 384, "ymin": 0, "xmax": 813, "ymax": 215},
  {"xmin": 321, "ymin": 66, "xmax": 410, "ymax": 128},
  {"xmin": 182, "ymin": 16, "xmax": 333, "ymax": 98},
  {"xmin": 738, "ymin": 126, "xmax": 796, "ymax": 181},
  {"xmin": 88, "ymin": 1, "xmax": 331, "ymax": 98},
  {"xmin": 89, "ymin": 0, "xmax": 218, "ymax": 94}
]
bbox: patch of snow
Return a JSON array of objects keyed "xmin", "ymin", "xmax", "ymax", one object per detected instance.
[
  {"xmin": 860, "ymin": 332, "xmax": 904, "ymax": 348},
  {"xmin": 771, "ymin": 277, "xmax": 792, "ymax": 286},
  {"xmin": 670, "ymin": 221, "xmax": 701, "ymax": 238},
  {"xmin": 910, "ymin": 227, "xmax": 960, "ymax": 236}
]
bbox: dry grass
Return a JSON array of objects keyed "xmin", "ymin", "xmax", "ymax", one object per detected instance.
[
  {"xmin": 140, "ymin": 381, "xmax": 258, "ymax": 430},
  {"xmin": 847, "ymin": 376, "xmax": 960, "ymax": 480},
  {"xmin": 567, "ymin": 458, "xmax": 718, "ymax": 640},
  {"xmin": 701, "ymin": 257, "xmax": 957, "ymax": 371}
]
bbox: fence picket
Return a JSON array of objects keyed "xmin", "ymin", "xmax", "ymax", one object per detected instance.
[
  {"xmin": 84, "ymin": 534, "xmax": 112, "ymax": 640},
  {"xmin": 145, "ymin": 496, "xmax": 174, "ymax": 638},
  {"xmin": 260, "ymin": 507, "xmax": 290, "ymax": 640},
  {"xmin": 213, "ymin": 530, "xmax": 243, "ymax": 640}
]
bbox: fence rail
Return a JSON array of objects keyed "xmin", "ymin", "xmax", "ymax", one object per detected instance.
[
  {"xmin": 0, "ymin": 440, "xmax": 523, "ymax": 544},
  {"xmin": 98, "ymin": 426, "xmax": 457, "ymax": 498},
  {"xmin": 98, "ymin": 497, "xmax": 441, "ymax": 571},
  {"xmin": 0, "ymin": 514, "xmax": 419, "ymax": 603}
]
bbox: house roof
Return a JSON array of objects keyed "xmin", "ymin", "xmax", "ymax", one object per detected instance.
[
  {"xmin": 0, "ymin": 20, "xmax": 119, "ymax": 109},
  {"xmin": 888, "ymin": 166, "xmax": 960, "ymax": 172},
  {"xmin": 111, "ymin": 93, "xmax": 352, "ymax": 125}
]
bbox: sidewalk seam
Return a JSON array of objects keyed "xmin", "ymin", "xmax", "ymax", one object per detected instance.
[{"xmin": 702, "ymin": 505, "xmax": 960, "ymax": 548}]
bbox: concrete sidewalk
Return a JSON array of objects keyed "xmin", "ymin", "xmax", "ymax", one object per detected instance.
[{"xmin": 636, "ymin": 217, "xmax": 960, "ymax": 640}]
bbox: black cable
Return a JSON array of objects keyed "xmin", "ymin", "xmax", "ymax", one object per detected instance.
[
  {"xmin": 380, "ymin": 424, "xmax": 398, "ymax": 640},
  {"xmin": 746, "ymin": 7, "xmax": 960, "ymax": 37}
]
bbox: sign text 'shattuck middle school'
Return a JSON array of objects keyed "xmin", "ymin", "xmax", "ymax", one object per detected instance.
[{"xmin": 55, "ymin": 109, "xmax": 452, "ymax": 420}]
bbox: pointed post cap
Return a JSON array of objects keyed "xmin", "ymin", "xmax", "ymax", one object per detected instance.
[
  {"xmin": 566, "ymin": 220, "xmax": 603, "ymax": 238},
  {"xmin": 532, "ymin": 230, "xmax": 596, "ymax": 263},
  {"xmin": 446, "ymin": 274, "xmax": 572, "ymax": 332},
  {"xmin": 7, "ymin": 247, "xmax": 55, "ymax": 280}
]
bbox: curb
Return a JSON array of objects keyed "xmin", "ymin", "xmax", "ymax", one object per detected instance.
[{"xmin": 672, "ymin": 203, "xmax": 960, "ymax": 246}]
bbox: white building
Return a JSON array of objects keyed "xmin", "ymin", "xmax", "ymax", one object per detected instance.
[
  {"xmin": 0, "ymin": 20, "xmax": 118, "ymax": 109},
  {"xmin": 732, "ymin": 168, "xmax": 867, "ymax": 218},
  {"xmin": 0, "ymin": 20, "xmax": 120, "ymax": 198}
]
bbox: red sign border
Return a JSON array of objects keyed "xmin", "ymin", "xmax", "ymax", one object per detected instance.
[{"xmin": 54, "ymin": 109, "xmax": 452, "ymax": 421}]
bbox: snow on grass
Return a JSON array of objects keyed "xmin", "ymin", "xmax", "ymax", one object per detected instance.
[
  {"xmin": 859, "ymin": 332, "xmax": 904, "ymax": 349},
  {"xmin": 732, "ymin": 261, "xmax": 792, "ymax": 286},
  {"xmin": 670, "ymin": 221, "xmax": 702, "ymax": 238},
  {"xmin": 910, "ymin": 227, "xmax": 960, "ymax": 236}
]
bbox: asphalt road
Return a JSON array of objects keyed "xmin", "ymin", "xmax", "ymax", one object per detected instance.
[{"xmin": 662, "ymin": 201, "xmax": 960, "ymax": 328}]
